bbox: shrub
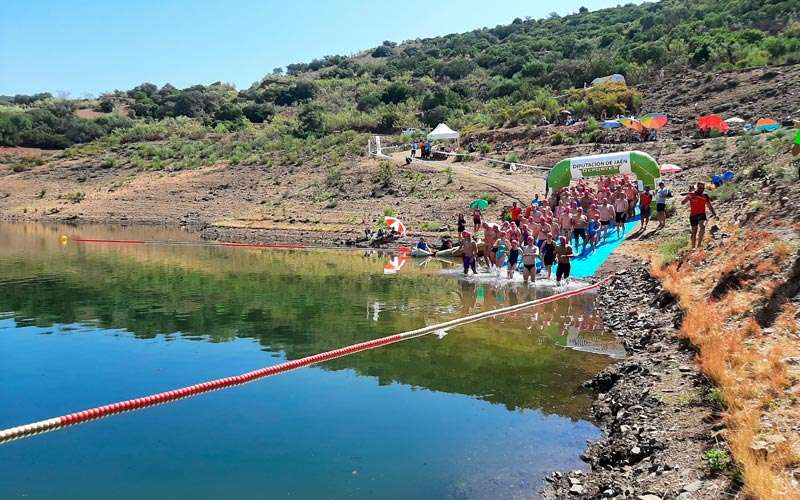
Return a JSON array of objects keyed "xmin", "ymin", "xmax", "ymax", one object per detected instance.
[
  {"xmin": 709, "ymin": 183, "xmax": 737, "ymax": 202},
  {"xmin": 660, "ymin": 235, "xmax": 689, "ymax": 265},
  {"xmin": 420, "ymin": 222, "xmax": 442, "ymax": 231},
  {"xmin": 377, "ymin": 161, "xmax": 394, "ymax": 185},
  {"xmin": 703, "ymin": 449, "xmax": 731, "ymax": 472},
  {"xmin": 382, "ymin": 207, "xmax": 396, "ymax": 217}
]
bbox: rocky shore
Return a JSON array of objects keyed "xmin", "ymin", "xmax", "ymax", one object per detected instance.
[{"xmin": 541, "ymin": 263, "xmax": 731, "ymax": 499}]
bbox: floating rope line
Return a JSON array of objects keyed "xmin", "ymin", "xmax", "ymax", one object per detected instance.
[
  {"xmin": 68, "ymin": 237, "xmax": 306, "ymax": 251},
  {"xmin": 0, "ymin": 278, "xmax": 607, "ymax": 445}
]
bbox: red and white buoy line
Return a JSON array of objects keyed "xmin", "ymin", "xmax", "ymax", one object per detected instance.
[
  {"xmin": 66, "ymin": 236, "xmax": 308, "ymax": 251},
  {"xmin": 0, "ymin": 278, "xmax": 608, "ymax": 445},
  {"xmin": 65, "ymin": 236, "xmax": 415, "ymax": 253}
]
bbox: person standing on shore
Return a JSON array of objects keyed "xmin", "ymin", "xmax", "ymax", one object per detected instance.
[
  {"xmin": 472, "ymin": 209, "xmax": 482, "ymax": 233},
  {"xmin": 639, "ymin": 187, "xmax": 653, "ymax": 231},
  {"xmin": 410, "ymin": 141, "xmax": 417, "ymax": 158},
  {"xmin": 655, "ymin": 181, "xmax": 671, "ymax": 229},
  {"xmin": 510, "ymin": 202, "xmax": 522, "ymax": 227},
  {"xmin": 457, "ymin": 213, "xmax": 466, "ymax": 234},
  {"xmin": 682, "ymin": 182, "xmax": 717, "ymax": 249}
]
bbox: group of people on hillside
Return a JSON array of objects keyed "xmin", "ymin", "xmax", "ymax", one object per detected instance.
[{"xmin": 456, "ymin": 175, "xmax": 679, "ymax": 284}]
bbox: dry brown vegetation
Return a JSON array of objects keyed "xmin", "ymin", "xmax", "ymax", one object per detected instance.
[{"xmin": 651, "ymin": 229, "xmax": 800, "ymax": 499}]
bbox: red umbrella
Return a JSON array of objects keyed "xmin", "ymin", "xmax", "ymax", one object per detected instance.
[
  {"xmin": 384, "ymin": 216, "xmax": 407, "ymax": 235},
  {"xmin": 698, "ymin": 115, "xmax": 729, "ymax": 133},
  {"xmin": 660, "ymin": 164, "xmax": 682, "ymax": 174}
]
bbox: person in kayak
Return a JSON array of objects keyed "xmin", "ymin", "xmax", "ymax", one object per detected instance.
[
  {"xmin": 682, "ymin": 182, "xmax": 717, "ymax": 249},
  {"xmin": 416, "ymin": 237, "xmax": 430, "ymax": 253}
]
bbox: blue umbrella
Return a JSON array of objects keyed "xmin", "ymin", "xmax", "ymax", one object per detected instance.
[{"xmin": 601, "ymin": 120, "xmax": 622, "ymax": 129}]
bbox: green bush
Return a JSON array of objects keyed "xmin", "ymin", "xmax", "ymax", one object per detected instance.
[
  {"xmin": 660, "ymin": 235, "xmax": 688, "ymax": 265},
  {"xmin": 703, "ymin": 449, "xmax": 731, "ymax": 472},
  {"xmin": 709, "ymin": 183, "xmax": 737, "ymax": 202},
  {"xmin": 377, "ymin": 161, "xmax": 394, "ymax": 185}
]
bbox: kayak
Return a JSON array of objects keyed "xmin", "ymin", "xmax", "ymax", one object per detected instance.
[
  {"xmin": 434, "ymin": 246, "xmax": 461, "ymax": 257},
  {"xmin": 410, "ymin": 248, "xmax": 434, "ymax": 258}
]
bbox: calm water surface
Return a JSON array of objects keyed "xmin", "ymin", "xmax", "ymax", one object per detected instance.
[{"xmin": 0, "ymin": 222, "xmax": 622, "ymax": 499}]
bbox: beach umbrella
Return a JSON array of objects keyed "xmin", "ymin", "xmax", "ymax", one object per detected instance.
[
  {"xmin": 792, "ymin": 129, "xmax": 800, "ymax": 155},
  {"xmin": 384, "ymin": 216, "xmax": 407, "ymax": 235},
  {"xmin": 469, "ymin": 198, "xmax": 489, "ymax": 210},
  {"xmin": 660, "ymin": 164, "xmax": 682, "ymax": 174},
  {"xmin": 600, "ymin": 120, "xmax": 622, "ymax": 129},
  {"xmin": 619, "ymin": 117, "xmax": 645, "ymax": 132},
  {"xmin": 698, "ymin": 115, "xmax": 729, "ymax": 133},
  {"xmin": 754, "ymin": 118, "xmax": 781, "ymax": 133},
  {"xmin": 640, "ymin": 112, "xmax": 669, "ymax": 129}
]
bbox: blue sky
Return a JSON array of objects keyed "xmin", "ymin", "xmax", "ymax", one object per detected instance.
[{"xmin": 1, "ymin": 0, "xmax": 634, "ymax": 97}]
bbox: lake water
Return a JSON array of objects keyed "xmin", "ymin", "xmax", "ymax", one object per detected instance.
[{"xmin": 0, "ymin": 222, "xmax": 622, "ymax": 499}]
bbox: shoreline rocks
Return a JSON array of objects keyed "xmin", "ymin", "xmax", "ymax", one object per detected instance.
[{"xmin": 540, "ymin": 263, "xmax": 728, "ymax": 499}]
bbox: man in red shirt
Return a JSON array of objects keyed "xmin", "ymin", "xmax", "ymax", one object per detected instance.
[
  {"xmin": 681, "ymin": 182, "xmax": 717, "ymax": 249},
  {"xmin": 510, "ymin": 202, "xmax": 522, "ymax": 227},
  {"xmin": 639, "ymin": 186, "xmax": 653, "ymax": 231}
]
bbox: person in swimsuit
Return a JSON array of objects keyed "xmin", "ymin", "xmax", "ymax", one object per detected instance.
[
  {"xmin": 625, "ymin": 184, "xmax": 639, "ymax": 218},
  {"xmin": 541, "ymin": 233, "xmax": 556, "ymax": 280},
  {"xmin": 598, "ymin": 199, "xmax": 614, "ymax": 241},
  {"xmin": 507, "ymin": 240, "xmax": 520, "ymax": 279},
  {"xmin": 472, "ymin": 209, "xmax": 482, "ymax": 233},
  {"xmin": 555, "ymin": 236, "xmax": 574, "ymax": 285},
  {"xmin": 521, "ymin": 240, "xmax": 540, "ymax": 285},
  {"xmin": 461, "ymin": 233, "xmax": 478, "ymax": 275},
  {"xmin": 571, "ymin": 207, "xmax": 588, "ymax": 254},
  {"xmin": 682, "ymin": 182, "xmax": 717, "ymax": 249},
  {"xmin": 494, "ymin": 233, "xmax": 508, "ymax": 274},
  {"xmin": 587, "ymin": 215, "xmax": 601, "ymax": 252},
  {"xmin": 613, "ymin": 191, "xmax": 628, "ymax": 238},
  {"xmin": 482, "ymin": 223, "xmax": 496, "ymax": 270}
]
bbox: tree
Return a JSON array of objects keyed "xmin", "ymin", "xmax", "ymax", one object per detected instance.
[
  {"xmin": 380, "ymin": 82, "xmax": 414, "ymax": 104},
  {"xmin": 438, "ymin": 58, "xmax": 476, "ymax": 80},
  {"xmin": 297, "ymin": 104, "xmax": 325, "ymax": 137},
  {"xmin": 421, "ymin": 105, "xmax": 450, "ymax": 127},
  {"xmin": 213, "ymin": 102, "xmax": 244, "ymax": 122},
  {"xmin": 97, "ymin": 99, "xmax": 114, "ymax": 113},
  {"xmin": 242, "ymin": 103, "xmax": 275, "ymax": 123},
  {"xmin": 371, "ymin": 45, "xmax": 393, "ymax": 58},
  {"xmin": 274, "ymin": 81, "xmax": 316, "ymax": 106}
]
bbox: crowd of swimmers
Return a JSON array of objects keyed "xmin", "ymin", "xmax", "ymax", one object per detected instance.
[{"xmin": 453, "ymin": 175, "xmax": 680, "ymax": 284}]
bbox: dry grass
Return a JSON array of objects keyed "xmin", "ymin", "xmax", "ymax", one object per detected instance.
[{"xmin": 649, "ymin": 233, "xmax": 800, "ymax": 500}]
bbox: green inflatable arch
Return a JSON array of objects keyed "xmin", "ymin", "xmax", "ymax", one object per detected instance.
[{"xmin": 547, "ymin": 151, "xmax": 660, "ymax": 192}]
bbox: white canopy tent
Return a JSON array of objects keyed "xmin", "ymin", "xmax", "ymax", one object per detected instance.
[{"xmin": 427, "ymin": 123, "xmax": 460, "ymax": 142}]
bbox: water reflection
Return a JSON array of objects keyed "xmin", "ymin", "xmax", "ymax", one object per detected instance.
[{"xmin": 0, "ymin": 222, "xmax": 621, "ymax": 419}]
